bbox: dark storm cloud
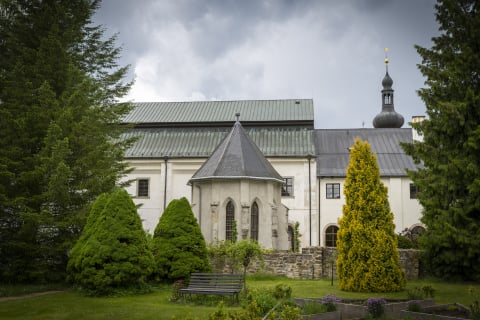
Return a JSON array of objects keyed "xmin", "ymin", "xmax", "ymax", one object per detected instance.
[{"xmin": 93, "ymin": 0, "xmax": 439, "ymax": 128}]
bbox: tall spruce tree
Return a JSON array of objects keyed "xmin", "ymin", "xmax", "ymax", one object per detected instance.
[
  {"xmin": 403, "ymin": 0, "xmax": 480, "ymax": 280},
  {"xmin": 337, "ymin": 138, "xmax": 405, "ymax": 292},
  {"xmin": 0, "ymin": 0, "xmax": 133, "ymax": 282}
]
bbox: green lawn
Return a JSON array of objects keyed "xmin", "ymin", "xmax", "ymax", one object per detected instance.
[{"xmin": 0, "ymin": 277, "xmax": 478, "ymax": 320}]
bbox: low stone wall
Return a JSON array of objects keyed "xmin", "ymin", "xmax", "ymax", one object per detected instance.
[{"xmin": 247, "ymin": 247, "xmax": 421, "ymax": 280}]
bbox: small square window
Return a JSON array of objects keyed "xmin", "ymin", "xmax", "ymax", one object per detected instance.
[
  {"xmin": 326, "ymin": 183, "xmax": 340, "ymax": 199},
  {"xmin": 137, "ymin": 179, "xmax": 149, "ymax": 197},
  {"xmin": 410, "ymin": 183, "xmax": 419, "ymax": 199},
  {"xmin": 282, "ymin": 177, "xmax": 294, "ymax": 197}
]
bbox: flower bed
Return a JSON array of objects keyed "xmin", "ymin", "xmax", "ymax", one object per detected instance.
[
  {"xmin": 295, "ymin": 298, "xmax": 436, "ymax": 320},
  {"xmin": 400, "ymin": 303, "xmax": 471, "ymax": 320}
]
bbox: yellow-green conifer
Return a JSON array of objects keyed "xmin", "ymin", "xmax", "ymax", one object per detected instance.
[{"xmin": 337, "ymin": 138, "xmax": 405, "ymax": 292}]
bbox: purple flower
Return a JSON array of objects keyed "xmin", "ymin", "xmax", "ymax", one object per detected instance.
[
  {"xmin": 320, "ymin": 294, "xmax": 342, "ymax": 304},
  {"xmin": 367, "ymin": 298, "xmax": 386, "ymax": 318}
]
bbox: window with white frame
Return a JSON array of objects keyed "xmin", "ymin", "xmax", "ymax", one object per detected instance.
[
  {"xmin": 282, "ymin": 177, "xmax": 294, "ymax": 197},
  {"xmin": 326, "ymin": 183, "xmax": 340, "ymax": 199},
  {"xmin": 137, "ymin": 179, "xmax": 149, "ymax": 197}
]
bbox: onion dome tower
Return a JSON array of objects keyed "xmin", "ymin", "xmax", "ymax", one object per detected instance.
[{"xmin": 373, "ymin": 48, "xmax": 404, "ymax": 128}]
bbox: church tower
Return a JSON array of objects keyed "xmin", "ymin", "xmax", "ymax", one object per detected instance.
[{"xmin": 373, "ymin": 49, "xmax": 404, "ymax": 128}]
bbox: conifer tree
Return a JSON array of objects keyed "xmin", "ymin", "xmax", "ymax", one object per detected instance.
[
  {"xmin": 152, "ymin": 197, "xmax": 211, "ymax": 281},
  {"xmin": 0, "ymin": 0, "xmax": 132, "ymax": 281},
  {"xmin": 337, "ymin": 138, "xmax": 405, "ymax": 292},
  {"xmin": 403, "ymin": 0, "xmax": 480, "ymax": 281},
  {"xmin": 67, "ymin": 189, "xmax": 153, "ymax": 295}
]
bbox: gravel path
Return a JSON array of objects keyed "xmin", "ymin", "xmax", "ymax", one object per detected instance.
[{"xmin": 0, "ymin": 290, "xmax": 64, "ymax": 302}]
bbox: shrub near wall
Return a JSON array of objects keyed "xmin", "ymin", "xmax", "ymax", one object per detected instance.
[
  {"xmin": 67, "ymin": 189, "xmax": 154, "ymax": 295},
  {"xmin": 152, "ymin": 197, "xmax": 211, "ymax": 281},
  {"xmin": 337, "ymin": 139, "xmax": 405, "ymax": 292}
]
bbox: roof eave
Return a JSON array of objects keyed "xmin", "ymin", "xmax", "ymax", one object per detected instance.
[{"xmin": 188, "ymin": 176, "xmax": 284, "ymax": 185}]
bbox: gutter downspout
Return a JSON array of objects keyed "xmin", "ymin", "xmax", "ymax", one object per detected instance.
[
  {"xmin": 318, "ymin": 177, "xmax": 321, "ymax": 247},
  {"xmin": 163, "ymin": 156, "xmax": 168, "ymax": 211},
  {"xmin": 308, "ymin": 155, "xmax": 312, "ymax": 247},
  {"xmin": 198, "ymin": 184, "xmax": 202, "ymax": 227}
]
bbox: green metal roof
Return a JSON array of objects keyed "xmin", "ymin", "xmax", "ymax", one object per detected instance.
[
  {"xmin": 122, "ymin": 127, "xmax": 314, "ymax": 158},
  {"xmin": 122, "ymin": 99, "xmax": 314, "ymax": 125}
]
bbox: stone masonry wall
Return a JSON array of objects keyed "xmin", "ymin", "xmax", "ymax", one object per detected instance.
[{"xmin": 247, "ymin": 247, "xmax": 420, "ymax": 280}]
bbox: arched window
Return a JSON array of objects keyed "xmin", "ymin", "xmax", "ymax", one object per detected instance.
[
  {"xmin": 226, "ymin": 201, "xmax": 235, "ymax": 241},
  {"xmin": 384, "ymin": 94, "xmax": 392, "ymax": 105},
  {"xmin": 325, "ymin": 225, "xmax": 339, "ymax": 247},
  {"xmin": 251, "ymin": 202, "xmax": 259, "ymax": 241}
]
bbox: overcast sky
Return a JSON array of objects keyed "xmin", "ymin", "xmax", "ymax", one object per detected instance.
[{"xmin": 93, "ymin": 0, "xmax": 439, "ymax": 129}]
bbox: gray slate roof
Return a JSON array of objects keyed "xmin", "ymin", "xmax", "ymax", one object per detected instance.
[
  {"xmin": 122, "ymin": 99, "xmax": 314, "ymax": 125},
  {"xmin": 190, "ymin": 120, "xmax": 284, "ymax": 183},
  {"xmin": 314, "ymin": 128, "xmax": 418, "ymax": 177},
  {"xmin": 122, "ymin": 127, "xmax": 314, "ymax": 158}
]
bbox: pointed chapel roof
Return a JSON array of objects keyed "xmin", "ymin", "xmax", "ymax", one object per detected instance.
[{"xmin": 189, "ymin": 115, "xmax": 284, "ymax": 184}]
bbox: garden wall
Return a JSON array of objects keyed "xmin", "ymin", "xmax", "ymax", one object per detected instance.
[{"xmin": 248, "ymin": 247, "xmax": 420, "ymax": 280}]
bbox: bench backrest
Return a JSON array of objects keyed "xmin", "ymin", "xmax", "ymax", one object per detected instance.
[{"xmin": 188, "ymin": 273, "xmax": 244, "ymax": 289}]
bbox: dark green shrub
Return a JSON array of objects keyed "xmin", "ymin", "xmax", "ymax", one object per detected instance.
[
  {"xmin": 66, "ymin": 188, "xmax": 154, "ymax": 295},
  {"xmin": 207, "ymin": 240, "xmax": 231, "ymax": 273},
  {"xmin": 422, "ymin": 285, "xmax": 435, "ymax": 298},
  {"xmin": 273, "ymin": 283, "xmax": 292, "ymax": 300},
  {"xmin": 301, "ymin": 301, "xmax": 330, "ymax": 315},
  {"xmin": 406, "ymin": 287, "xmax": 424, "ymax": 300},
  {"xmin": 245, "ymin": 287, "xmax": 277, "ymax": 316},
  {"xmin": 227, "ymin": 240, "xmax": 263, "ymax": 279},
  {"xmin": 397, "ymin": 234, "xmax": 415, "ymax": 249},
  {"xmin": 152, "ymin": 197, "xmax": 211, "ymax": 281}
]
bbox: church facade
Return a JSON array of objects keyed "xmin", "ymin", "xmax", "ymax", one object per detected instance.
[{"xmin": 121, "ymin": 66, "xmax": 424, "ymax": 250}]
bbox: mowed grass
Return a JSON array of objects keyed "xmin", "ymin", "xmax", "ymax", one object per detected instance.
[
  {"xmin": 1, "ymin": 277, "xmax": 478, "ymax": 320},
  {"xmin": 0, "ymin": 285, "xmax": 227, "ymax": 320}
]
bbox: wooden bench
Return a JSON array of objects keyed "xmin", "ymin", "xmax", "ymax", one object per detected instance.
[{"xmin": 180, "ymin": 273, "xmax": 244, "ymax": 302}]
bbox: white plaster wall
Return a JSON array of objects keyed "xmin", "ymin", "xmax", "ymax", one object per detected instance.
[
  {"xmin": 401, "ymin": 177, "xmax": 424, "ymax": 229},
  {"xmin": 317, "ymin": 176, "xmax": 423, "ymax": 247},
  {"xmin": 120, "ymin": 160, "xmax": 164, "ymax": 233},
  {"xmin": 270, "ymin": 158, "xmax": 317, "ymax": 248},
  {"xmin": 318, "ymin": 178, "xmax": 344, "ymax": 247},
  {"xmin": 124, "ymin": 157, "xmax": 314, "ymax": 247},
  {"xmin": 122, "ymin": 158, "xmax": 206, "ymax": 233},
  {"xmin": 382, "ymin": 177, "xmax": 423, "ymax": 232}
]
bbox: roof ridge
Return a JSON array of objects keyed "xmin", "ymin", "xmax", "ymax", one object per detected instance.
[
  {"xmin": 132, "ymin": 98, "xmax": 313, "ymax": 104},
  {"xmin": 212, "ymin": 122, "xmax": 238, "ymax": 177}
]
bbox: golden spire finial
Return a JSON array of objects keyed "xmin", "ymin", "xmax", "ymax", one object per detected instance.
[{"xmin": 384, "ymin": 47, "xmax": 389, "ymax": 72}]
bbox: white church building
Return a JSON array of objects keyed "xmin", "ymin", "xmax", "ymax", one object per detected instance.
[{"xmin": 121, "ymin": 67, "xmax": 424, "ymax": 250}]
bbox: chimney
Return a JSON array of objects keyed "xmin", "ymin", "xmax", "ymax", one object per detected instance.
[{"xmin": 412, "ymin": 116, "xmax": 425, "ymax": 141}]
